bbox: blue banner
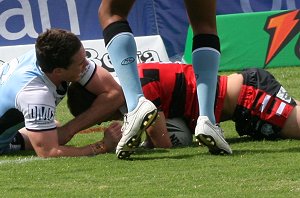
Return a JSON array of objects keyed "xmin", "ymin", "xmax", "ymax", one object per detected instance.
[{"xmin": 1, "ymin": 0, "xmax": 300, "ymax": 60}]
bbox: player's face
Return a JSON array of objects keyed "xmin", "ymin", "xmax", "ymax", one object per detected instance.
[{"xmin": 64, "ymin": 46, "xmax": 89, "ymax": 82}]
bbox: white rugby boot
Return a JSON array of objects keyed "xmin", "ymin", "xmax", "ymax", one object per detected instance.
[
  {"xmin": 116, "ymin": 97, "xmax": 158, "ymax": 159},
  {"xmin": 195, "ymin": 116, "xmax": 232, "ymax": 155}
]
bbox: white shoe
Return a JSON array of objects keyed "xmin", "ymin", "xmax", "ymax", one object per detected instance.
[
  {"xmin": 195, "ymin": 116, "xmax": 232, "ymax": 155},
  {"xmin": 116, "ymin": 97, "xmax": 158, "ymax": 159}
]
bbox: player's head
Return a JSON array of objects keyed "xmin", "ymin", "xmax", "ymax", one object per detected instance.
[
  {"xmin": 35, "ymin": 28, "xmax": 82, "ymax": 73},
  {"xmin": 166, "ymin": 117, "xmax": 193, "ymax": 147},
  {"xmin": 67, "ymin": 82, "xmax": 96, "ymax": 117},
  {"xmin": 141, "ymin": 117, "xmax": 193, "ymax": 148}
]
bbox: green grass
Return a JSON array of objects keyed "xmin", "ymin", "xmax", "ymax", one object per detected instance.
[{"xmin": 1, "ymin": 66, "xmax": 300, "ymax": 197}]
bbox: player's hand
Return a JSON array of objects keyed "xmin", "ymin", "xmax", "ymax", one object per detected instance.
[{"xmin": 102, "ymin": 121, "xmax": 122, "ymax": 152}]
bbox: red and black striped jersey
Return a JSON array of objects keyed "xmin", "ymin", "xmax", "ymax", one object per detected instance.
[{"xmin": 138, "ymin": 62, "xmax": 225, "ymax": 130}]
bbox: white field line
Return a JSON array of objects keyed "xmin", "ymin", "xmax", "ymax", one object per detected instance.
[{"xmin": 0, "ymin": 157, "xmax": 48, "ymax": 165}]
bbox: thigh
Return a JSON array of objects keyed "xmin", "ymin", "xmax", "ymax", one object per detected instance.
[
  {"xmin": 184, "ymin": 0, "xmax": 217, "ymax": 34},
  {"xmin": 280, "ymin": 106, "xmax": 300, "ymax": 139},
  {"xmin": 99, "ymin": 0, "xmax": 136, "ymax": 28}
]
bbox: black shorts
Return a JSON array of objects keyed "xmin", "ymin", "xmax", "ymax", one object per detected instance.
[
  {"xmin": 232, "ymin": 68, "xmax": 296, "ymax": 140},
  {"xmin": 0, "ymin": 109, "xmax": 24, "ymax": 135}
]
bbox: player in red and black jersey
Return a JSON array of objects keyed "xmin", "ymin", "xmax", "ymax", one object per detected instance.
[
  {"xmin": 68, "ymin": 62, "xmax": 300, "ymax": 150},
  {"xmin": 138, "ymin": 62, "xmax": 299, "ymax": 143},
  {"xmin": 138, "ymin": 62, "xmax": 199, "ymax": 129}
]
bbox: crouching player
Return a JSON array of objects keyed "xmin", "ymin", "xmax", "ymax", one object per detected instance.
[
  {"xmin": 0, "ymin": 29, "xmax": 124, "ymax": 157},
  {"xmin": 67, "ymin": 62, "xmax": 300, "ymax": 153}
]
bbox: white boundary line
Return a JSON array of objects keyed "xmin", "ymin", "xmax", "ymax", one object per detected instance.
[{"xmin": 0, "ymin": 156, "xmax": 48, "ymax": 165}]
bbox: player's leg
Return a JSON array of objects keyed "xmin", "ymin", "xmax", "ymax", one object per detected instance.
[
  {"xmin": 280, "ymin": 105, "xmax": 300, "ymax": 139},
  {"xmin": 184, "ymin": 0, "xmax": 231, "ymax": 154},
  {"xmin": 99, "ymin": 0, "xmax": 141, "ymax": 112},
  {"xmin": 98, "ymin": 0, "xmax": 158, "ymax": 159}
]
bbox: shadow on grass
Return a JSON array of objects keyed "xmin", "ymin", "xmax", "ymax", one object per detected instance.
[
  {"xmin": 129, "ymin": 146, "xmax": 300, "ymax": 161},
  {"xmin": 126, "ymin": 136, "xmax": 300, "ymax": 161},
  {"xmin": 130, "ymin": 153, "xmax": 198, "ymax": 161},
  {"xmin": 232, "ymin": 146, "xmax": 300, "ymax": 155},
  {"xmin": 226, "ymin": 136, "xmax": 258, "ymax": 144}
]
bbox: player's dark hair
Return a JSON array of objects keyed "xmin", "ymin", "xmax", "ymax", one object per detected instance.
[
  {"xmin": 67, "ymin": 82, "xmax": 96, "ymax": 117},
  {"xmin": 35, "ymin": 29, "xmax": 82, "ymax": 73}
]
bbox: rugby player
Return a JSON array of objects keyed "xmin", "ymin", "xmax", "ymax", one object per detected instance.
[
  {"xmin": 0, "ymin": 29, "xmax": 124, "ymax": 157},
  {"xmin": 68, "ymin": 62, "xmax": 300, "ymax": 153},
  {"xmin": 98, "ymin": 0, "xmax": 230, "ymax": 158}
]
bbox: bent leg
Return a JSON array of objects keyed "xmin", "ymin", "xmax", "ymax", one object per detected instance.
[{"xmin": 280, "ymin": 106, "xmax": 300, "ymax": 139}]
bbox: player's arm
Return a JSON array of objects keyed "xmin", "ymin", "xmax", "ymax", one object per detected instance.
[
  {"xmin": 145, "ymin": 112, "xmax": 172, "ymax": 148},
  {"xmin": 58, "ymin": 66, "xmax": 124, "ymax": 145},
  {"xmin": 22, "ymin": 125, "xmax": 121, "ymax": 158}
]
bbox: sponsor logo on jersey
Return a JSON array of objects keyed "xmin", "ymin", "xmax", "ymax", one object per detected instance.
[
  {"xmin": 121, "ymin": 57, "xmax": 135, "ymax": 65},
  {"xmin": 28, "ymin": 104, "xmax": 55, "ymax": 124},
  {"xmin": 276, "ymin": 86, "xmax": 292, "ymax": 103}
]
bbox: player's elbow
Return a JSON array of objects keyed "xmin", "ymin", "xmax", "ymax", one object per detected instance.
[
  {"xmin": 36, "ymin": 148, "xmax": 61, "ymax": 158},
  {"xmin": 111, "ymin": 88, "xmax": 126, "ymax": 107}
]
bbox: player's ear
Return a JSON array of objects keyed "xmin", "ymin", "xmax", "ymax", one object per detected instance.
[{"xmin": 52, "ymin": 67, "xmax": 64, "ymax": 76}]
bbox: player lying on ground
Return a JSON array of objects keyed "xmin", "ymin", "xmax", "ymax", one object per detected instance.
[
  {"xmin": 0, "ymin": 29, "xmax": 124, "ymax": 157},
  {"xmin": 68, "ymin": 62, "xmax": 300, "ymax": 152}
]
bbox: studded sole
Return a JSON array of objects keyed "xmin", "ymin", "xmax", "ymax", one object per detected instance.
[
  {"xmin": 117, "ymin": 109, "xmax": 158, "ymax": 159},
  {"xmin": 196, "ymin": 134, "xmax": 229, "ymax": 155}
]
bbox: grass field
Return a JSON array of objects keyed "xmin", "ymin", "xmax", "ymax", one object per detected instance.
[{"xmin": 1, "ymin": 66, "xmax": 300, "ymax": 197}]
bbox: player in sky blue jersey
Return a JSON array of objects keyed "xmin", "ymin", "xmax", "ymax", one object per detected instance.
[
  {"xmin": 98, "ymin": 0, "xmax": 232, "ymax": 158},
  {"xmin": 0, "ymin": 29, "xmax": 124, "ymax": 157}
]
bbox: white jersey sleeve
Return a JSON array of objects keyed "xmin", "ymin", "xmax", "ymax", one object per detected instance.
[
  {"xmin": 16, "ymin": 78, "xmax": 56, "ymax": 131},
  {"xmin": 78, "ymin": 60, "xmax": 96, "ymax": 86}
]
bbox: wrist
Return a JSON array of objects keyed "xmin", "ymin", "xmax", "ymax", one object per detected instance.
[{"xmin": 90, "ymin": 140, "xmax": 107, "ymax": 155}]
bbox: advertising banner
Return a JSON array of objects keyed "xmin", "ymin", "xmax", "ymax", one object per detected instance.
[
  {"xmin": 0, "ymin": 35, "xmax": 170, "ymax": 80},
  {"xmin": 1, "ymin": 0, "xmax": 300, "ymax": 62},
  {"xmin": 183, "ymin": 10, "xmax": 300, "ymax": 71}
]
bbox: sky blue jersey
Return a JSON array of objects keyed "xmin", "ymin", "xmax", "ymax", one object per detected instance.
[{"xmin": 0, "ymin": 49, "xmax": 95, "ymax": 149}]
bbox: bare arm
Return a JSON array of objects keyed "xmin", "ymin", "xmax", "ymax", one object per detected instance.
[
  {"xmin": 22, "ymin": 122, "xmax": 121, "ymax": 158},
  {"xmin": 58, "ymin": 66, "xmax": 125, "ymax": 145},
  {"xmin": 25, "ymin": 128, "xmax": 100, "ymax": 157},
  {"xmin": 146, "ymin": 112, "xmax": 172, "ymax": 148}
]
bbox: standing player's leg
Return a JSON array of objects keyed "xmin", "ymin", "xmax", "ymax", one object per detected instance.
[
  {"xmin": 98, "ymin": 0, "xmax": 158, "ymax": 159},
  {"xmin": 184, "ymin": 0, "xmax": 232, "ymax": 154}
]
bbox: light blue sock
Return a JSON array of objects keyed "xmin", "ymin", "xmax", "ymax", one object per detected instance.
[
  {"xmin": 192, "ymin": 48, "xmax": 220, "ymax": 124},
  {"xmin": 107, "ymin": 32, "xmax": 143, "ymax": 112}
]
